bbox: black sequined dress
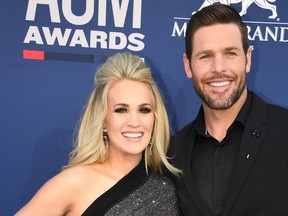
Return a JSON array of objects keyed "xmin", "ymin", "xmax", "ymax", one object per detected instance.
[{"xmin": 82, "ymin": 159, "xmax": 180, "ymax": 216}]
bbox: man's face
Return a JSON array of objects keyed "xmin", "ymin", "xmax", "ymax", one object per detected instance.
[{"xmin": 183, "ymin": 23, "xmax": 252, "ymax": 110}]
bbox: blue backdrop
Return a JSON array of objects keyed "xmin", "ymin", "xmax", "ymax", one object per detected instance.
[{"xmin": 1, "ymin": 1, "xmax": 287, "ymax": 215}]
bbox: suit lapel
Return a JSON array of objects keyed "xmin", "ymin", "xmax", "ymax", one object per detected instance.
[{"xmin": 222, "ymin": 93, "xmax": 268, "ymax": 216}]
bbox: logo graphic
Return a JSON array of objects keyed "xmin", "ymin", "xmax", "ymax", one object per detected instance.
[
  {"xmin": 172, "ymin": 1, "xmax": 288, "ymax": 43},
  {"xmin": 192, "ymin": 0, "xmax": 278, "ymax": 19},
  {"xmin": 23, "ymin": 0, "xmax": 145, "ymax": 63}
]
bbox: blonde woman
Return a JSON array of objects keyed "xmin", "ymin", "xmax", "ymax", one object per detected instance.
[{"xmin": 15, "ymin": 52, "xmax": 181, "ymax": 216}]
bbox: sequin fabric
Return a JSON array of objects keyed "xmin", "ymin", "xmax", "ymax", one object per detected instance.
[{"xmin": 104, "ymin": 172, "xmax": 181, "ymax": 216}]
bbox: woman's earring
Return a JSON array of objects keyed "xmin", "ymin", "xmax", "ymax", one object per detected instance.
[
  {"xmin": 149, "ymin": 138, "xmax": 153, "ymax": 156},
  {"xmin": 103, "ymin": 128, "xmax": 108, "ymax": 145},
  {"xmin": 149, "ymin": 129, "xmax": 154, "ymax": 156}
]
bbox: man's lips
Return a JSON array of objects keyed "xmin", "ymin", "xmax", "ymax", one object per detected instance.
[{"xmin": 208, "ymin": 81, "xmax": 231, "ymax": 87}]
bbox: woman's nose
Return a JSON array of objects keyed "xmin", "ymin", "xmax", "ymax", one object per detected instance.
[{"xmin": 127, "ymin": 112, "xmax": 140, "ymax": 127}]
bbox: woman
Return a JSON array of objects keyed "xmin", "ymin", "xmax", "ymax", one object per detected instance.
[{"xmin": 15, "ymin": 52, "xmax": 181, "ymax": 216}]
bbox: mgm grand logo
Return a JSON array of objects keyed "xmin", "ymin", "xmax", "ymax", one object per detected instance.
[
  {"xmin": 192, "ymin": 0, "xmax": 277, "ymax": 19},
  {"xmin": 172, "ymin": 0, "xmax": 288, "ymax": 42}
]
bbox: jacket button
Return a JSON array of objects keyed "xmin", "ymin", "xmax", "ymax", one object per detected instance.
[{"xmin": 251, "ymin": 129, "xmax": 261, "ymax": 138}]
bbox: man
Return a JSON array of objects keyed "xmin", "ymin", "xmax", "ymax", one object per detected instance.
[{"xmin": 168, "ymin": 3, "xmax": 288, "ymax": 216}]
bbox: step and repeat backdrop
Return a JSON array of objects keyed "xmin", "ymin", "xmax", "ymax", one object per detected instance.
[{"xmin": 1, "ymin": 1, "xmax": 287, "ymax": 215}]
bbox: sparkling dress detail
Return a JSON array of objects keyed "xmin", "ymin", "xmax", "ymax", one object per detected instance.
[{"xmin": 81, "ymin": 159, "xmax": 180, "ymax": 216}]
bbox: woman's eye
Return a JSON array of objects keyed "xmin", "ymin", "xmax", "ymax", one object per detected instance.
[
  {"xmin": 139, "ymin": 107, "xmax": 152, "ymax": 114},
  {"xmin": 114, "ymin": 108, "xmax": 127, "ymax": 113}
]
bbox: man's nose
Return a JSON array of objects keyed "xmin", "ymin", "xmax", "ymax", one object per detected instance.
[{"xmin": 211, "ymin": 54, "xmax": 227, "ymax": 73}]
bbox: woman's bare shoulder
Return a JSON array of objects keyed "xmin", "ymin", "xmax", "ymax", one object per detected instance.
[{"xmin": 14, "ymin": 165, "xmax": 97, "ymax": 216}]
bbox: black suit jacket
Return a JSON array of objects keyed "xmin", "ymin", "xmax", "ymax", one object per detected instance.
[{"xmin": 168, "ymin": 92, "xmax": 288, "ymax": 216}]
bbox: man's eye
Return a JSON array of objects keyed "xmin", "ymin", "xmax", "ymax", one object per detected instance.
[
  {"xmin": 200, "ymin": 55, "xmax": 210, "ymax": 60},
  {"xmin": 114, "ymin": 108, "xmax": 127, "ymax": 113},
  {"xmin": 139, "ymin": 107, "xmax": 152, "ymax": 114},
  {"xmin": 227, "ymin": 52, "xmax": 236, "ymax": 56}
]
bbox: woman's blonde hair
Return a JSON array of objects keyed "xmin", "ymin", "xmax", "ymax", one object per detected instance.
[{"xmin": 65, "ymin": 52, "xmax": 180, "ymax": 175}]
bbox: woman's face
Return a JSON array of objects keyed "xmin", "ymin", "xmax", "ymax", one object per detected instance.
[{"xmin": 104, "ymin": 79, "xmax": 154, "ymax": 161}]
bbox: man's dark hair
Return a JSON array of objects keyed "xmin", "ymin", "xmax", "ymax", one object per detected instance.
[{"xmin": 185, "ymin": 3, "xmax": 249, "ymax": 59}]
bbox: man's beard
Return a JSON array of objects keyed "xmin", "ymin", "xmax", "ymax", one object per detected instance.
[{"xmin": 193, "ymin": 73, "xmax": 246, "ymax": 110}]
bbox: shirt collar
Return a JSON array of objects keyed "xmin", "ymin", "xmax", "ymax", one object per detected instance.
[{"xmin": 193, "ymin": 90, "xmax": 253, "ymax": 135}]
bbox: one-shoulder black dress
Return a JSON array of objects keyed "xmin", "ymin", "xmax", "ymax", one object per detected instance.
[{"xmin": 81, "ymin": 159, "xmax": 181, "ymax": 216}]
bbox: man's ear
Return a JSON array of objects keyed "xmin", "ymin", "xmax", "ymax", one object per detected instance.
[
  {"xmin": 183, "ymin": 53, "xmax": 193, "ymax": 78},
  {"xmin": 245, "ymin": 46, "xmax": 252, "ymax": 74}
]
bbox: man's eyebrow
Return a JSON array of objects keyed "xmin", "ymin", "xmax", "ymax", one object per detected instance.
[
  {"xmin": 194, "ymin": 50, "xmax": 212, "ymax": 57},
  {"xmin": 224, "ymin": 47, "xmax": 241, "ymax": 51}
]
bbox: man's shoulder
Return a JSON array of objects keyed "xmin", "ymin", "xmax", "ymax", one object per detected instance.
[
  {"xmin": 249, "ymin": 91, "xmax": 288, "ymax": 126},
  {"xmin": 251, "ymin": 91, "xmax": 288, "ymax": 116},
  {"xmin": 266, "ymin": 103, "xmax": 288, "ymax": 121},
  {"xmin": 172, "ymin": 121, "xmax": 196, "ymax": 141},
  {"xmin": 267, "ymin": 102, "xmax": 288, "ymax": 113}
]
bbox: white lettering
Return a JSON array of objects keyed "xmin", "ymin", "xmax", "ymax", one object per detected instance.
[
  {"xmin": 98, "ymin": 0, "xmax": 142, "ymax": 28},
  {"xmin": 264, "ymin": 27, "xmax": 278, "ymax": 41},
  {"xmin": 112, "ymin": 0, "xmax": 129, "ymax": 28},
  {"xmin": 109, "ymin": 32, "xmax": 127, "ymax": 49},
  {"xmin": 250, "ymin": 26, "xmax": 265, "ymax": 41},
  {"xmin": 26, "ymin": 0, "xmax": 143, "ymax": 29},
  {"xmin": 70, "ymin": 29, "xmax": 89, "ymax": 47},
  {"xmin": 132, "ymin": 0, "xmax": 142, "ymax": 28},
  {"xmin": 280, "ymin": 27, "xmax": 288, "ymax": 42},
  {"xmin": 26, "ymin": 0, "xmax": 60, "ymax": 23},
  {"xmin": 62, "ymin": 0, "xmax": 94, "ymax": 25},
  {"xmin": 247, "ymin": 25, "xmax": 288, "ymax": 42},
  {"xmin": 90, "ymin": 30, "xmax": 108, "ymax": 48},
  {"xmin": 127, "ymin": 33, "xmax": 145, "ymax": 51},
  {"xmin": 24, "ymin": 26, "xmax": 44, "ymax": 44},
  {"xmin": 24, "ymin": 25, "xmax": 146, "ymax": 51},
  {"xmin": 171, "ymin": 21, "xmax": 187, "ymax": 37},
  {"xmin": 247, "ymin": 26, "xmax": 252, "ymax": 40},
  {"xmin": 42, "ymin": 27, "xmax": 71, "ymax": 46},
  {"xmin": 98, "ymin": 0, "xmax": 107, "ymax": 26}
]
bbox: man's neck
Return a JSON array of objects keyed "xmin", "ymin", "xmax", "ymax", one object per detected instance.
[{"xmin": 203, "ymin": 89, "xmax": 248, "ymax": 142}]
